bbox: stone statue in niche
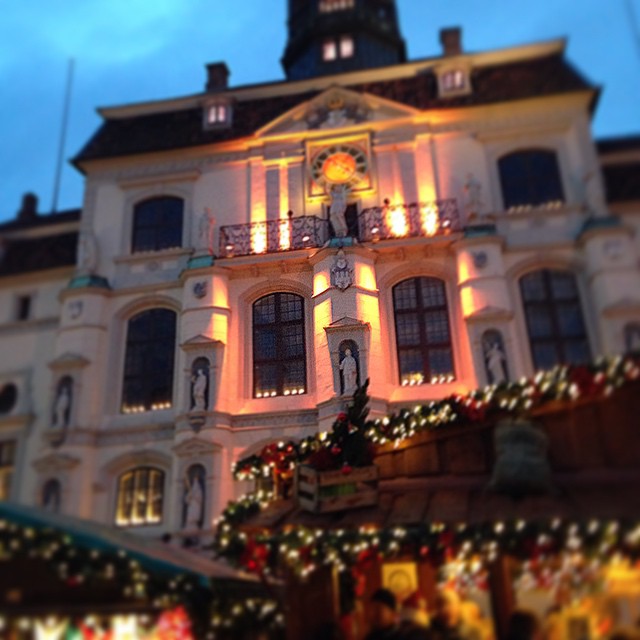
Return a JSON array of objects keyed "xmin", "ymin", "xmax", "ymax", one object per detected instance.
[
  {"xmin": 482, "ymin": 330, "xmax": 509, "ymax": 384},
  {"xmin": 464, "ymin": 173, "xmax": 485, "ymax": 220},
  {"xmin": 190, "ymin": 364, "xmax": 209, "ymax": 412},
  {"xmin": 77, "ymin": 229, "xmax": 99, "ymax": 275},
  {"xmin": 330, "ymin": 249, "xmax": 354, "ymax": 291},
  {"xmin": 328, "ymin": 184, "xmax": 350, "ymax": 237},
  {"xmin": 198, "ymin": 207, "xmax": 216, "ymax": 254},
  {"xmin": 52, "ymin": 378, "xmax": 72, "ymax": 429},
  {"xmin": 183, "ymin": 464, "xmax": 205, "ymax": 530},
  {"xmin": 42, "ymin": 479, "xmax": 61, "ymax": 513},
  {"xmin": 338, "ymin": 342, "xmax": 360, "ymax": 396}
]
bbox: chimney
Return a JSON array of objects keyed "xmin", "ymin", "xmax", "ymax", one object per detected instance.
[
  {"xmin": 440, "ymin": 27, "xmax": 462, "ymax": 56},
  {"xmin": 205, "ymin": 62, "xmax": 230, "ymax": 92},
  {"xmin": 17, "ymin": 192, "xmax": 38, "ymax": 222}
]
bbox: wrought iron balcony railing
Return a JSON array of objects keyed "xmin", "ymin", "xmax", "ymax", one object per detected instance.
[
  {"xmin": 218, "ymin": 200, "xmax": 461, "ymax": 258},
  {"xmin": 219, "ymin": 215, "xmax": 329, "ymax": 258},
  {"xmin": 357, "ymin": 199, "xmax": 461, "ymax": 242}
]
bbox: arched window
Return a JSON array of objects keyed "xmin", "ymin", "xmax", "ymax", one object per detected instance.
[
  {"xmin": 131, "ymin": 196, "xmax": 183, "ymax": 253},
  {"xmin": 392, "ymin": 277, "xmax": 454, "ymax": 385},
  {"xmin": 42, "ymin": 478, "xmax": 62, "ymax": 513},
  {"xmin": 115, "ymin": 467, "xmax": 164, "ymax": 527},
  {"xmin": 498, "ymin": 150, "xmax": 564, "ymax": 210},
  {"xmin": 122, "ymin": 309, "xmax": 176, "ymax": 412},
  {"xmin": 253, "ymin": 293, "xmax": 306, "ymax": 397},
  {"xmin": 520, "ymin": 269, "xmax": 591, "ymax": 371}
]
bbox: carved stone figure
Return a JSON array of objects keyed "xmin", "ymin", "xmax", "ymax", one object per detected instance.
[
  {"xmin": 53, "ymin": 384, "xmax": 71, "ymax": 429},
  {"xmin": 191, "ymin": 369, "xmax": 207, "ymax": 411},
  {"xmin": 330, "ymin": 249, "xmax": 354, "ymax": 290},
  {"xmin": 77, "ymin": 229, "xmax": 98, "ymax": 274},
  {"xmin": 340, "ymin": 348, "xmax": 358, "ymax": 396},
  {"xmin": 193, "ymin": 281, "xmax": 208, "ymax": 299},
  {"xmin": 483, "ymin": 330, "xmax": 509, "ymax": 384},
  {"xmin": 328, "ymin": 184, "xmax": 349, "ymax": 237},
  {"xmin": 464, "ymin": 173, "xmax": 484, "ymax": 219},
  {"xmin": 198, "ymin": 208, "xmax": 216, "ymax": 254},
  {"xmin": 183, "ymin": 468, "xmax": 204, "ymax": 529}
]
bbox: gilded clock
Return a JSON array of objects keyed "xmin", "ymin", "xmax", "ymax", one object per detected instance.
[{"xmin": 310, "ymin": 144, "xmax": 369, "ymax": 188}]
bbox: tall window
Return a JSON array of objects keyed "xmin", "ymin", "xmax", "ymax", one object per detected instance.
[
  {"xmin": 520, "ymin": 269, "xmax": 591, "ymax": 371},
  {"xmin": 115, "ymin": 467, "xmax": 164, "ymax": 527},
  {"xmin": 122, "ymin": 309, "xmax": 176, "ymax": 413},
  {"xmin": 131, "ymin": 196, "xmax": 183, "ymax": 253},
  {"xmin": 498, "ymin": 150, "xmax": 564, "ymax": 210},
  {"xmin": 253, "ymin": 293, "xmax": 306, "ymax": 397},
  {"xmin": 393, "ymin": 277, "xmax": 454, "ymax": 385}
]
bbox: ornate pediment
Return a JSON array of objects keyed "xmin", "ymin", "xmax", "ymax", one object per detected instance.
[
  {"xmin": 603, "ymin": 298, "xmax": 640, "ymax": 317},
  {"xmin": 465, "ymin": 306, "xmax": 514, "ymax": 323},
  {"xmin": 48, "ymin": 352, "xmax": 90, "ymax": 371},
  {"xmin": 324, "ymin": 316, "xmax": 370, "ymax": 333},
  {"xmin": 181, "ymin": 335, "xmax": 225, "ymax": 351},
  {"xmin": 172, "ymin": 437, "xmax": 221, "ymax": 458},
  {"xmin": 32, "ymin": 452, "xmax": 81, "ymax": 474},
  {"xmin": 256, "ymin": 86, "xmax": 418, "ymax": 137}
]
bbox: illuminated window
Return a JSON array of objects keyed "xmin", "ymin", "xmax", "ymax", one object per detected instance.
[
  {"xmin": 499, "ymin": 150, "xmax": 565, "ymax": 210},
  {"xmin": 121, "ymin": 309, "xmax": 176, "ymax": 413},
  {"xmin": 208, "ymin": 103, "xmax": 227, "ymax": 124},
  {"xmin": 319, "ymin": 0, "xmax": 354, "ymax": 12},
  {"xmin": 340, "ymin": 35, "xmax": 354, "ymax": 58},
  {"xmin": 253, "ymin": 293, "xmax": 306, "ymax": 398},
  {"xmin": 0, "ymin": 440, "xmax": 15, "ymax": 500},
  {"xmin": 520, "ymin": 269, "xmax": 591, "ymax": 371},
  {"xmin": 442, "ymin": 69, "xmax": 465, "ymax": 91},
  {"xmin": 131, "ymin": 196, "xmax": 183, "ymax": 253},
  {"xmin": 323, "ymin": 39, "xmax": 337, "ymax": 61},
  {"xmin": 115, "ymin": 467, "xmax": 164, "ymax": 527},
  {"xmin": 393, "ymin": 277, "xmax": 454, "ymax": 385}
]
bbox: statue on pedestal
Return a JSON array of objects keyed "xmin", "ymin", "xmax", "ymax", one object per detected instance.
[
  {"xmin": 191, "ymin": 369, "xmax": 207, "ymax": 412},
  {"xmin": 328, "ymin": 184, "xmax": 349, "ymax": 237},
  {"xmin": 339, "ymin": 347, "xmax": 359, "ymax": 397},
  {"xmin": 183, "ymin": 466, "xmax": 205, "ymax": 530},
  {"xmin": 198, "ymin": 208, "xmax": 216, "ymax": 254}
]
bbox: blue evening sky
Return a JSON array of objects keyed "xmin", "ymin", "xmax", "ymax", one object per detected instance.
[{"xmin": 1, "ymin": 0, "xmax": 639, "ymax": 221}]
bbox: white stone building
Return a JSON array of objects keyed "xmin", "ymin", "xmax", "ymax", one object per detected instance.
[{"xmin": 1, "ymin": 0, "xmax": 639, "ymax": 542}]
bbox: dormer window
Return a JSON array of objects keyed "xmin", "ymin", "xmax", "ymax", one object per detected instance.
[
  {"xmin": 436, "ymin": 65, "xmax": 471, "ymax": 98},
  {"xmin": 323, "ymin": 35, "xmax": 354, "ymax": 61},
  {"xmin": 203, "ymin": 100, "xmax": 232, "ymax": 130}
]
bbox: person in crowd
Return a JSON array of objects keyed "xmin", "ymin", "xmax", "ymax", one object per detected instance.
[
  {"xmin": 365, "ymin": 588, "xmax": 402, "ymax": 640},
  {"xmin": 398, "ymin": 591, "xmax": 430, "ymax": 639},
  {"xmin": 429, "ymin": 588, "xmax": 482, "ymax": 640},
  {"xmin": 505, "ymin": 609, "xmax": 542, "ymax": 640}
]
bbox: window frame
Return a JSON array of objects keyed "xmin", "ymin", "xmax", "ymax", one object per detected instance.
[
  {"xmin": 252, "ymin": 292, "xmax": 307, "ymax": 398},
  {"xmin": 115, "ymin": 466, "xmax": 165, "ymax": 528},
  {"xmin": 131, "ymin": 196, "xmax": 184, "ymax": 254},
  {"xmin": 392, "ymin": 277, "xmax": 455, "ymax": 385},
  {"xmin": 121, "ymin": 308, "xmax": 177, "ymax": 413},
  {"xmin": 498, "ymin": 149, "xmax": 565, "ymax": 211},
  {"xmin": 519, "ymin": 269, "xmax": 591, "ymax": 371}
]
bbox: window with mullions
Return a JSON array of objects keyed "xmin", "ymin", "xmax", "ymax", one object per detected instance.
[
  {"xmin": 115, "ymin": 467, "xmax": 164, "ymax": 527},
  {"xmin": 131, "ymin": 196, "xmax": 183, "ymax": 253},
  {"xmin": 121, "ymin": 309, "xmax": 176, "ymax": 413},
  {"xmin": 520, "ymin": 269, "xmax": 591, "ymax": 371},
  {"xmin": 253, "ymin": 293, "xmax": 306, "ymax": 398},
  {"xmin": 498, "ymin": 150, "xmax": 564, "ymax": 210},
  {"xmin": 393, "ymin": 277, "xmax": 454, "ymax": 385}
]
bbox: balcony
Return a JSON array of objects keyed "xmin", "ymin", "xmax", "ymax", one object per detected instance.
[{"xmin": 218, "ymin": 200, "xmax": 461, "ymax": 258}]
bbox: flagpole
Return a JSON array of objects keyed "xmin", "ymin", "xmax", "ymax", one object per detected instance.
[{"xmin": 51, "ymin": 58, "xmax": 74, "ymax": 214}]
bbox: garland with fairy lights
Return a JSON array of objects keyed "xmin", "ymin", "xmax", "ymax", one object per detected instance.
[
  {"xmin": 0, "ymin": 518, "xmax": 284, "ymax": 639},
  {"xmin": 232, "ymin": 355, "xmax": 640, "ymax": 481}
]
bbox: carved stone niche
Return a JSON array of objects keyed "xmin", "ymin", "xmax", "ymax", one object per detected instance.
[
  {"xmin": 46, "ymin": 353, "xmax": 90, "ymax": 447},
  {"xmin": 324, "ymin": 316, "xmax": 371, "ymax": 397},
  {"xmin": 172, "ymin": 438, "xmax": 220, "ymax": 534},
  {"xmin": 180, "ymin": 335, "xmax": 224, "ymax": 432},
  {"xmin": 32, "ymin": 452, "xmax": 81, "ymax": 514}
]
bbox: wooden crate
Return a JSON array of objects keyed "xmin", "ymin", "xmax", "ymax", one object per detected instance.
[{"xmin": 295, "ymin": 464, "xmax": 379, "ymax": 513}]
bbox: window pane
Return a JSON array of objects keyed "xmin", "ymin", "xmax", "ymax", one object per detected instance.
[
  {"xmin": 424, "ymin": 310, "xmax": 450, "ymax": 344},
  {"xmin": 420, "ymin": 279, "xmax": 446, "ymax": 308},
  {"xmin": 532, "ymin": 343, "xmax": 561, "ymax": 371},
  {"xmin": 520, "ymin": 272, "xmax": 546, "ymax": 301},
  {"xmin": 526, "ymin": 307, "xmax": 554, "ymax": 338},
  {"xmin": 132, "ymin": 197, "xmax": 183, "ymax": 253},
  {"xmin": 393, "ymin": 280, "xmax": 417, "ymax": 310},
  {"xmin": 396, "ymin": 314, "xmax": 420, "ymax": 346},
  {"xmin": 428, "ymin": 348, "xmax": 454, "ymax": 376},
  {"xmin": 255, "ymin": 328, "xmax": 278, "ymax": 360},
  {"xmin": 556, "ymin": 303, "xmax": 586, "ymax": 337},
  {"xmin": 550, "ymin": 271, "xmax": 578, "ymax": 299},
  {"xmin": 399, "ymin": 349, "xmax": 424, "ymax": 377}
]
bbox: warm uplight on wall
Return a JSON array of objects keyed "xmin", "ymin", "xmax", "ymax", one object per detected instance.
[
  {"xmin": 387, "ymin": 204, "xmax": 408, "ymax": 238},
  {"xmin": 251, "ymin": 223, "xmax": 267, "ymax": 254},
  {"xmin": 314, "ymin": 271, "xmax": 330, "ymax": 296},
  {"xmin": 279, "ymin": 219, "xmax": 291, "ymax": 251},
  {"xmin": 421, "ymin": 204, "xmax": 439, "ymax": 236},
  {"xmin": 356, "ymin": 263, "xmax": 377, "ymax": 291}
]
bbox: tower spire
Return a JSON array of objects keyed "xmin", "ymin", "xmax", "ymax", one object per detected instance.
[{"xmin": 282, "ymin": 0, "xmax": 406, "ymax": 81}]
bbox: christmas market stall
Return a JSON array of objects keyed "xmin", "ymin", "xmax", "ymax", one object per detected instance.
[
  {"xmin": 215, "ymin": 356, "xmax": 640, "ymax": 640},
  {"xmin": 0, "ymin": 501, "xmax": 283, "ymax": 639}
]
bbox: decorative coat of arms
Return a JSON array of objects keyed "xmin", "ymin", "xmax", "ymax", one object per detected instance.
[
  {"xmin": 330, "ymin": 249, "xmax": 354, "ymax": 291},
  {"xmin": 193, "ymin": 281, "xmax": 208, "ymax": 299}
]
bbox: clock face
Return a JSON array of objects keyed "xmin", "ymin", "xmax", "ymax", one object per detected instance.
[{"xmin": 311, "ymin": 144, "xmax": 368, "ymax": 188}]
